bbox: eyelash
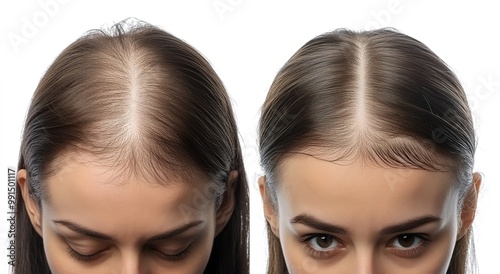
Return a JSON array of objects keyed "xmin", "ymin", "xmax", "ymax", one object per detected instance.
[
  {"xmin": 67, "ymin": 247, "xmax": 103, "ymax": 262},
  {"xmin": 300, "ymin": 233, "xmax": 431, "ymax": 259},
  {"xmin": 153, "ymin": 244, "xmax": 192, "ymax": 261},
  {"xmin": 67, "ymin": 244, "xmax": 192, "ymax": 262},
  {"xmin": 300, "ymin": 234, "xmax": 343, "ymax": 259},
  {"xmin": 387, "ymin": 234, "xmax": 431, "ymax": 257}
]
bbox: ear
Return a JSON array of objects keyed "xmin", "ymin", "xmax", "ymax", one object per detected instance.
[
  {"xmin": 17, "ymin": 169, "xmax": 43, "ymax": 236},
  {"xmin": 259, "ymin": 176, "xmax": 279, "ymax": 237},
  {"xmin": 457, "ymin": 172, "xmax": 482, "ymax": 239},
  {"xmin": 215, "ymin": 170, "xmax": 238, "ymax": 236}
]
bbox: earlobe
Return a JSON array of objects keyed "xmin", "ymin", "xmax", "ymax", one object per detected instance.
[
  {"xmin": 215, "ymin": 170, "xmax": 239, "ymax": 236},
  {"xmin": 17, "ymin": 169, "xmax": 43, "ymax": 236},
  {"xmin": 258, "ymin": 176, "xmax": 279, "ymax": 237},
  {"xmin": 457, "ymin": 172, "xmax": 482, "ymax": 239}
]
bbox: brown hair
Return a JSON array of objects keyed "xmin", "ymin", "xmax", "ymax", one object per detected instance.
[
  {"xmin": 15, "ymin": 20, "xmax": 249, "ymax": 274},
  {"xmin": 259, "ymin": 29, "xmax": 476, "ymax": 274}
]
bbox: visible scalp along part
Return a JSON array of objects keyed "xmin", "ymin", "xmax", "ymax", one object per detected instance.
[
  {"xmin": 16, "ymin": 20, "xmax": 250, "ymax": 274},
  {"xmin": 353, "ymin": 37, "xmax": 370, "ymax": 141},
  {"xmin": 126, "ymin": 44, "xmax": 142, "ymax": 142},
  {"xmin": 258, "ymin": 28, "xmax": 477, "ymax": 274},
  {"xmin": 83, "ymin": 37, "xmax": 151, "ymax": 182}
]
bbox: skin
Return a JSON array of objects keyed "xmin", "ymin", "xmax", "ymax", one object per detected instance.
[
  {"xmin": 18, "ymin": 152, "xmax": 237, "ymax": 274},
  {"xmin": 260, "ymin": 154, "xmax": 481, "ymax": 274}
]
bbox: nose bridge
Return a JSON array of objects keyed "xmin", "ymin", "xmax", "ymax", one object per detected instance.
[
  {"xmin": 355, "ymin": 246, "xmax": 377, "ymax": 274},
  {"xmin": 117, "ymin": 249, "xmax": 142, "ymax": 274}
]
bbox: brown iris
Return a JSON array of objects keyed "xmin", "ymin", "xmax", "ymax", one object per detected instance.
[
  {"xmin": 397, "ymin": 235, "xmax": 416, "ymax": 248},
  {"xmin": 315, "ymin": 235, "xmax": 334, "ymax": 248}
]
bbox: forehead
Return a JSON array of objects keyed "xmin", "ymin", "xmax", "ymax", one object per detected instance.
[
  {"xmin": 42, "ymin": 153, "xmax": 213, "ymax": 238},
  {"xmin": 276, "ymin": 154, "xmax": 457, "ymax": 227}
]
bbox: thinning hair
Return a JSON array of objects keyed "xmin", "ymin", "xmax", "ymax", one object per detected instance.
[{"xmin": 15, "ymin": 19, "xmax": 249, "ymax": 274}]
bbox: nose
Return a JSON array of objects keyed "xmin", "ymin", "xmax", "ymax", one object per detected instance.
[
  {"xmin": 122, "ymin": 258, "xmax": 142, "ymax": 274},
  {"xmin": 355, "ymin": 249, "xmax": 377, "ymax": 274},
  {"xmin": 121, "ymin": 266, "xmax": 141, "ymax": 274},
  {"xmin": 109, "ymin": 252, "xmax": 143, "ymax": 274}
]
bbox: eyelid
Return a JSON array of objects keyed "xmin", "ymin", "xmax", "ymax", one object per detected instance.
[
  {"xmin": 151, "ymin": 244, "xmax": 192, "ymax": 261},
  {"xmin": 64, "ymin": 237, "xmax": 108, "ymax": 251},
  {"xmin": 387, "ymin": 233, "xmax": 430, "ymax": 246},
  {"xmin": 67, "ymin": 246, "xmax": 106, "ymax": 262},
  {"xmin": 150, "ymin": 243, "xmax": 189, "ymax": 255},
  {"xmin": 61, "ymin": 231, "xmax": 113, "ymax": 247},
  {"xmin": 301, "ymin": 233, "xmax": 342, "ymax": 243},
  {"xmin": 386, "ymin": 233, "xmax": 431, "ymax": 257},
  {"xmin": 149, "ymin": 231, "xmax": 200, "ymax": 247},
  {"xmin": 300, "ymin": 233, "xmax": 345, "ymax": 259}
]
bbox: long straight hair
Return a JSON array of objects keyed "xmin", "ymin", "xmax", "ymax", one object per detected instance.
[
  {"xmin": 15, "ymin": 20, "xmax": 249, "ymax": 274},
  {"xmin": 259, "ymin": 29, "xmax": 476, "ymax": 274}
]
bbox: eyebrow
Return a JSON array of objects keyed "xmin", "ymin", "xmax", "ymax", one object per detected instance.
[
  {"xmin": 290, "ymin": 214, "xmax": 348, "ymax": 234},
  {"xmin": 290, "ymin": 214, "xmax": 443, "ymax": 235},
  {"xmin": 52, "ymin": 219, "xmax": 204, "ymax": 242},
  {"xmin": 379, "ymin": 215, "xmax": 443, "ymax": 235}
]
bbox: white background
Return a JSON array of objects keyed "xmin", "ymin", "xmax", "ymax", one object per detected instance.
[{"xmin": 0, "ymin": 0, "xmax": 499, "ymax": 273}]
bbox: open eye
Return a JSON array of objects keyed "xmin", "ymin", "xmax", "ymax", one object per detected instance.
[
  {"xmin": 301, "ymin": 234, "xmax": 343, "ymax": 259},
  {"xmin": 307, "ymin": 234, "xmax": 340, "ymax": 251},
  {"xmin": 391, "ymin": 234, "xmax": 423, "ymax": 249},
  {"xmin": 388, "ymin": 234, "xmax": 430, "ymax": 258}
]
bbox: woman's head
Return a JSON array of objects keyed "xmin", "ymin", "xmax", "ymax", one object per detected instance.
[
  {"xmin": 16, "ymin": 20, "xmax": 248, "ymax": 274},
  {"xmin": 259, "ymin": 29, "xmax": 480, "ymax": 274}
]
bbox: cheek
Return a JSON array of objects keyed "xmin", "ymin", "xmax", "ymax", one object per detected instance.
[
  {"xmin": 149, "ymin": 229, "xmax": 217, "ymax": 274},
  {"xmin": 181, "ymin": 223, "xmax": 217, "ymax": 274},
  {"xmin": 278, "ymin": 229, "xmax": 296, "ymax": 271},
  {"xmin": 417, "ymin": 224, "xmax": 458, "ymax": 274},
  {"xmin": 282, "ymin": 246, "xmax": 321, "ymax": 274},
  {"xmin": 277, "ymin": 218, "xmax": 313, "ymax": 274},
  {"xmin": 42, "ymin": 226, "xmax": 81, "ymax": 274}
]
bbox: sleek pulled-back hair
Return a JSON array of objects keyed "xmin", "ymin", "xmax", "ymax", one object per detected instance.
[
  {"xmin": 15, "ymin": 20, "xmax": 249, "ymax": 274},
  {"xmin": 259, "ymin": 29, "xmax": 476, "ymax": 274}
]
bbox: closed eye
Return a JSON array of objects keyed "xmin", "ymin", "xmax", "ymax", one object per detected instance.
[
  {"xmin": 66, "ymin": 246, "xmax": 106, "ymax": 262},
  {"xmin": 151, "ymin": 244, "xmax": 192, "ymax": 261}
]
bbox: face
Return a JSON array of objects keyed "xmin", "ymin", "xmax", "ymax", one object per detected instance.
[
  {"xmin": 261, "ymin": 154, "xmax": 478, "ymax": 274},
  {"xmin": 19, "ymin": 153, "xmax": 234, "ymax": 274}
]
